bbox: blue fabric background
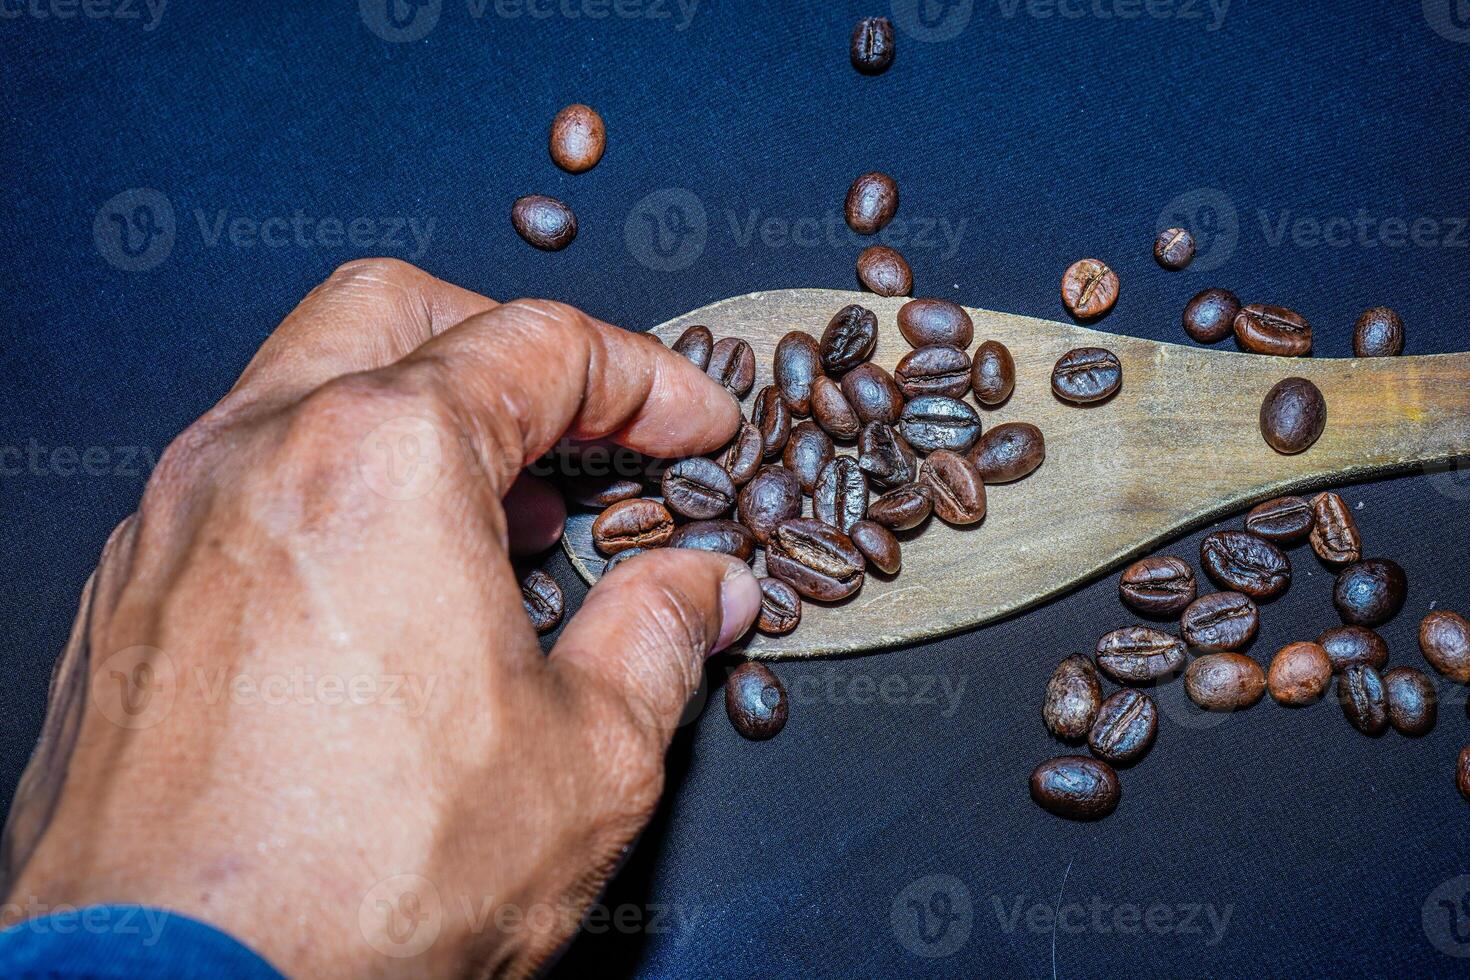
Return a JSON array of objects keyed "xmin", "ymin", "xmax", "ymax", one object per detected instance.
[{"xmin": 4, "ymin": 1, "xmax": 1470, "ymax": 975}]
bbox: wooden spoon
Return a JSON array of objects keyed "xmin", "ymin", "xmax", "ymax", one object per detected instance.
[{"xmin": 562, "ymin": 288, "xmax": 1470, "ymax": 659}]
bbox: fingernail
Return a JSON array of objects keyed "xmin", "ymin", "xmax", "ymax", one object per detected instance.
[{"xmin": 713, "ymin": 563, "xmax": 761, "ymax": 655}]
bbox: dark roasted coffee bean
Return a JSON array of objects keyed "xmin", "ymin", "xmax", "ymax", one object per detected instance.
[
  {"xmin": 737, "ymin": 466, "xmax": 802, "ymax": 544},
  {"xmin": 1180, "ymin": 592, "xmax": 1259, "ymax": 651},
  {"xmin": 1051, "ymin": 347, "xmax": 1122, "ymax": 405},
  {"xmin": 1334, "ymin": 559, "xmax": 1407, "ymax": 627},
  {"xmin": 563, "ymin": 474, "xmax": 644, "ymax": 509},
  {"xmin": 1383, "ymin": 667, "xmax": 1436, "ymax": 736},
  {"xmin": 820, "ymin": 305, "xmax": 879, "ymax": 374},
  {"xmin": 849, "ymin": 519, "xmax": 900, "ymax": 574},
  {"xmin": 857, "ymin": 422, "xmax": 917, "ymax": 489},
  {"xmin": 717, "ymin": 421, "xmax": 764, "ymax": 487},
  {"xmin": 1458, "ymin": 748, "xmax": 1470, "ymax": 802},
  {"xmin": 591, "ymin": 498, "xmax": 674, "ymax": 554},
  {"xmin": 774, "ymin": 331, "xmax": 823, "ymax": 415},
  {"xmin": 919, "ymin": 450, "xmax": 986, "ymax": 525},
  {"xmin": 1268, "ymin": 642, "xmax": 1332, "ymax": 706},
  {"xmin": 1340, "ymin": 665, "xmax": 1389, "ymax": 735},
  {"xmin": 899, "ymin": 395, "xmax": 981, "ymax": 453},
  {"xmin": 1118, "ymin": 556, "xmax": 1196, "ymax": 617},
  {"xmin": 895, "ymin": 345, "xmax": 971, "ymax": 400},
  {"xmin": 520, "ymin": 569, "xmax": 564, "ymax": 634},
  {"xmin": 1353, "ymin": 307, "xmax": 1404, "ymax": 357},
  {"xmin": 602, "ymin": 547, "xmax": 646, "ymax": 575},
  {"xmin": 811, "ymin": 376, "xmax": 861, "ymax": 440},
  {"xmin": 1318, "ymin": 626, "xmax": 1389, "ymax": 673},
  {"xmin": 1030, "ymin": 756, "xmax": 1120, "ymax": 821},
  {"xmin": 783, "ymin": 420, "xmax": 835, "ymax": 494},
  {"xmin": 1185, "ymin": 653, "xmax": 1266, "ymax": 711},
  {"xmin": 1245, "ymin": 496, "xmax": 1314, "ymax": 543},
  {"xmin": 867, "ymin": 484, "xmax": 932, "ymax": 531},
  {"xmin": 667, "ymin": 520, "xmax": 757, "ymax": 563},
  {"xmin": 1309, "ymin": 492, "xmax": 1361, "ymax": 565},
  {"xmin": 548, "ymin": 103, "xmax": 605, "ymax": 173},
  {"xmin": 671, "ymin": 324, "xmax": 713, "ymax": 370},
  {"xmin": 969, "ymin": 422, "xmax": 1044, "ymax": 483},
  {"xmin": 1420, "ymin": 610, "xmax": 1470, "ymax": 682},
  {"xmin": 765, "ymin": 518, "xmax": 865, "ymax": 601},
  {"xmin": 757, "ymin": 578, "xmax": 802, "ymax": 636},
  {"xmin": 844, "ymin": 171, "xmax": 899, "ymax": 235},
  {"xmin": 813, "ymin": 456, "xmax": 869, "ymax": 533},
  {"xmin": 707, "ymin": 337, "xmax": 756, "ymax": 396},
  {"xmin": 512, "ymin": 195, "xmax": 577, "ymax": 251},
  {"xmin": 726, "ymin": 662, "xmax": 788, "ymax": 739},
  {"xmin": 856, "ymin": 245, "xmax": 912, "ymax": 297},
  {"xmin": 897, "ymin": 298, "xmax": 973, "ymax": 349},
  {"xmin": 1095, "ymin": 627, "xmax": 1187, "ymax": 684},
  {"xmin": 752, "ymin": 385, "xmax": 792, "ymax": 458},
  {"xmin": 1200, "ymin": 530, "xmax": 1291, "ymax": 600},
  {"xmin": 970, "ymin": 340, "xmax": 1015, "ymax": 406},
  {"xmin": 1088, "ymin": 690, "xmax": 1157, "ymax": 765},
  {"xmin": 1153, "ymin": 227, "xmax": 1196, "ymax": 270},
  {"xmin": 657, "ymin": 457, "xmax": 733, "ymax": 520},
  {"xmin": 841, "ymin": 363, "xmax": 904, "ymax": 425},
  {"xmin": 850, "ymin": 15, "xmax": 895, "ymax": 75},
  {"xmin": 1260, "ymin": 377, "xmax": 1326, "ymax": 455},
  {"xmin": 1182, "ymin": 288, "xmax": 1240, "ymax": 344},
  {"xmin": 1234, "ymin": 304, "xmax": 1312, "ymax": 357},
  {"xmin": 1043, "ymin": 655, "xmax": 1102, "ymax": 741},
  {"xmin": 1060, "ymin": 259, "xmax": 1119, "ymax": 319}
]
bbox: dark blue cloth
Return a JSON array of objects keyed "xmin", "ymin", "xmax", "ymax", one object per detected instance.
[{"xmin": 4, "ymin": 1, "xmax": 1470, "ymax": 977}]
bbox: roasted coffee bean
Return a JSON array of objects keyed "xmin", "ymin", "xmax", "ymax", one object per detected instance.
[
  {"xmin": 726, "ymin": 662, "xmax": 788, "ymax": 739},
  {"xmin": 1317, "ymin": 625, "xmax": 1389, "ymax": 673},
  {"xmin": 1182, "ymin": 288, "xmax": 1240, "ymax": 344},
  {"xmin": 520, "ymin": 569, "xmax": 564, "ymax": 634},
  {"xmin": 737, "ymin": 466, "xmax": 802, "ymax": 544},
  {"xmin": 1260, "ymin": 377, "xmax": 1326, "ymax": 455},
  {"xmin": 602, "ymin": 547, "xmax": 646, "ymax": 575},
  {"xmin": 1383, "ymin": 667, "xmax": 1436, "ymax": 736},
  {"xmin": 1180, "ymin": 592, "xmax": 1259, "ymax": 651},
  {"xmin": 969, "ymin": 422, "xmax": 1044, "ymax": 483},
  {"xmin": 813, "ymin": 456, "xmax": 869, "ymax": 533},
  {"xmin": 667, "ymin": 520, "xmax": 757, "ymax": 562},
  {"xmin": 1200, "ymin": 530, "xmax": 1291, "ymax": 600},
  {"xmin": 511, "ymin": 195, "xmax": 577, "ymax": 251},
  {"xmin": 1245, "ymin": 496, "xmax": 1314, "ymax": 543},
  {"xmin": 1051, "ymin": 347, "xmax": 1122, "ymax": 405},
  {"xmin": 1458, "ymin": 748, "xmax": 1470, "ymax": 802},
  {"xmin": 1420, "ymin": 610, "xmax": 1470, "ymax": 682},
  {"xmin": 1334, "ymin": 559, "xmax": 1407, "ymax": 627},
  {"xmin": 820, "ymin": 304, "xmax": 879, "ymax": 374},
  {"xmin": 1339, "ymin": 665, "xmax": 1389, "ymax": 736},
  {"xmin": 897, "ymin": 298, "xmax": 973, "ymax": 349},
  {"xmin": 1309, "ymin": 492, "xmax": 1361, "ymax": 565},
  {"xmin": 757, "ymin": 578, "xmax": 802, "ymax": 636},
  {"xmin": 752, "ymin": 385, "xmax": 792, "ymax": 458},
  {"xmin": 591, "ymin": 498, "xmax": 674, "ymax": 554},
  {"xmin": 1043, "ymin": 655, "xmax": 1102, "ymax": 741},
  {"xmin": 844, "ymin": 171, "xmax": 899, "ymax": 235},
  {"xmin": 1153, "ymin": 227, "xmax": 1196, "ymax": 270},
  {"xmin": 850, "ymin": 15, "xmax": 895, "ymax": 75},
  {"xmin": 1095, "ymin": 627, "xmax": 1187, "ymax": 684},
  {"xmin": 765, "ymin": 518, "xmax": 865, "ymax": 602},
  {"xmin": 1030, "ymin": 756, "xmax": 1120, "ymax": 821},
  {"xmin": 774, "ymin": 331, "xmax": 823, "ymax": 415},
  {"xmin": 841, "ymin": 363, "xmax": 904, "ymax": 425},
  {"xmin": 1185, "ymin": 653, "xmax": 1266, "ymax": 711},
  {"xmin": 1234, "ymin": 304, "xmax": 1312, "ymax": 357},
  {"xmin": 717, "ymin": 421, "xmax": 764, "ymax": 487},
  {"xmin": 548, "ymin": 103, "xmax": 605, "ymax": 173},
  {"xmin": 783, "ymin": 420, "xmax": 836, "ymax": 494},
  {"xmin": 671, "ymin": 324, "xmax": 713, "ymax": 370},
  {"xmin": 1118, "ymin": 556, "xmax": 1196, "ymax": 617},
  {"xmin": 563, "ymin": 474, "xmax": 644, "ymax": 509},
  {"xmin": 867, "ymin": 483, "xmax": 933, "ymax": 531},
  {"xmin": 857, "ymin": 422, "xmax": 917, "ymax": 489},
  {"xmin": 849, "ymin": 519, "xmax": 900, "ymax": 574},
  {"xmin": 920, "ymin": 450, "xmax": 986, "ymax": 525},
  {"xmin": 1088, "ymin": 690, "xmax": 1158, "ymax": 765},
  {"xmin": 895, "ymin": 345, "xmax": 971, "ymax": 400},
  {"xmin": 658, "ymin": 458, "xmax": 732, "ymax": 521},
  {"xmin": 899, "ymin": 396, "xmax": 981, "ymax": 453},
  {"xmin": 1353, "ymin": 307, "xmax": 1404, "ymax": 357},
  {"xmin": 856, "ymin": 245, "xmax": 912, "ymax": 297},
  {"xmin": 970, "ymin": 340, "xmax": 1015, "ymax": 406},
  {"xmin": 1267, "ymin": 642, "xmax": 1332, "ymax": 706},
  {"xmin": 811, "ymin": 376, "xmax": 861, "ymax": 440},
  {"xmin": 1060, "ymin": 259, "xmax": 1119, "ymax": 319},
  {"xmin": 707, "ymin": 337, "xmax": 756, "ymax": 397}
]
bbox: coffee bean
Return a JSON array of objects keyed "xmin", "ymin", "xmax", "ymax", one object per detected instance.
[
  {"xmin": 717, "ymin": 421, "xmax": 764, "ymax": 487},
  {"xmin": 970, "ymin": 340, "xmax": 1015, "ymax": 406},
  {"xmin": 1051, "ymin": 347, "xmax": 1122, "ymax": 405},
  {"xmin": 1043, "ymin": 655, "xmax": 1102, "ymax": 741},
  {"xmin": 563, "ymin": 474, "xmax": 644, "ymax": 509},
  {"xmin": 867, "ymin": 484, "xmax": 933, "ymax": 531},
  {"xmin": 783, "ymin": 420, "xmax": 836, "ymax": 494},
  {"xmin": 602, "ymin": 547, "xmax": 645, "ymax": 575},
  {"xmin": 548, "ymin": 103, "xmax": 605, "ymax": 173},
  {"xmin": 1180, "ymin": 592, "xmax": 1259, "ymax": 651},
  {"xmin": 1339, "ymin": 665, "xmax": 1389, "ymax": 736},
  {"xmin": 897, "ymin": 298, "xmax": 973, "ymax": 349},
  {"xmin": 726, "ymin": 662, "xmax": 788, "ymax": 740},
  {"xmin": 857, "ymin": 422, "xmax": 917, "ymax": 489},
  {"xmin": 1267, "ymin": 642, "xmax": 1332, "ymax": 706},
  {"xmin": 841, "ymin": 363, "xmax": 904, "ymax": 425},
  {"xmin": 814, "ymin": 457, "xmax": 869, "ymax": 533},
  {"xmin": 1457, "ymin": 748, "xmax": 1470, "ymax": 802},
  {"xmin": 752, "ymin": 385, "xmax": 792, "ymax": 458},
  {"xmin": 1317, "ymin": 626, "xmax": 1389, "ymax": 673},
  {"xmin": 1182, "ymin": 288, "xmax": 1240, "ymax": 344},
  {"xmin": 511, "ymin": 195, "xmax": 577, "ymax": 251},
  {"xmin": 662, "ymin": 457, "xmax": 737, "ymax": 520},
  {"xmin": 849, "ymin": 519, "xmax": 900, "ymax": 574},
  {"xmin": 1234, "ymin": 304, "xmax": 1312, "ymax": 357},
  {"xmin": 919, "ymin": 450, "xmax": 986, "ymax": 525},
  {"xmin": 1118, "ymin": 556, "xmax": 1196, "ymax": 617},
  {"xmin": 899, "ymin": 395, "xmax": 981, "ymax": 454},
  {"xmin": 1309, "ymin": 492, "xmax": 1361, "ymax": 565},
  {"xmin": 1185, "ymin": 653, "xmax": 1266, "ymax": 711},
  {"xmin": 856, "ymin": 245, "xmax": 913, "ymax": 297},
  {"xmin": 969, "ymin": 422, "xmax": 1045, "ymax": 483},
  {"xmin": 1383, "ymin": 667, "xmax": 1436, "ymax": 736},
  {"xmin": 844, "ymin": 171, "xmax": 899, "ymax": 235},
  {"xmin": 1353, "ymin": 307, "xmax": 1404, "ymax": 357},
  {"xmin": 811, "ymin": 376, "xmax": 861, "ymax": 440},
  {"xmin": 756, "ymin": 578, "xmax": 802, "ymax": 636},
  {"xmin": 737, "ymin": 465, "xmax": 803, "ymax": 544},
  {"xmin": 765, "ymin": 518, "xmax": 866, "ymax": 602},
  {"xmin": 592, "ymin": 498, "xmax": 674, "ymax": 554},
  {"xmin": 1244, "ymin": 496, "xmax": 1314, "ymax": 543},
  {"xmin": 667, "ymin": 520, "xmax": 757, "ymax": 563},
  {"xmin": 1088, "ymin": 690, "xmax": 1158, "ymax": 765},
  {"xmin": 894, "ymin": 345, "xmax": 970, "ymax": 401},
  {"xmin": 1200, "ymin": 530, "xmax": 1291, "ymax": 600},
  {"xmin": 850, "ymin": 15, "xmax": 895, "ymax": 75},
  {"xmin": 1259, "ymin": 377, "xmax": 1326, "ymax": 455},
  {"xmin": 774, "ymin": 331, "xmax": 824, "ymax": 415},
  {"xmin": 707, "ymin": 337, "xmax": 756, "ymax": 397},
  {"xmin": 520, "ymin": 569, "xmax": 564, "ymax": 634},
  {"xmin": 1060, "ymin": 259, "xmax": 1119, "ymax": 319},
  {"xmin": 1030, "ymin": 756, "xmax": 1120, "ymax": 821},
  {"xmin": 1420, "ymin": 610, "xmax": 1470, "ymax": 682},
  {"xmin": 1333, "ymin": 559, "xmax": 1407, "ymax": 627},
  {"xmin": 820, "ymin": 304, "xmax": 879, "ymax": 374},
  {"xmin": 1095, "ymin": 627, "xmax": 1187, "ymax": 684},
  {"xmin": 1153, "ymin": 227, "xmax": 1196, "ymax": 270},
  {"xmin": 671, "ymin": 324, "xmax": 713, "ymax": 370}
]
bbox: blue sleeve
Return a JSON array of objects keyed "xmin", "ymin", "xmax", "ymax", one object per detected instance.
[{"xmin": 0, "ymin": 905, "xmax": 283, "ymax": 978}]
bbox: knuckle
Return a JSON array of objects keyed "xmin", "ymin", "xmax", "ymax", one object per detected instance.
[{"xmin": 326, "ymin": 256, "xmax": 423, "ymax": 290}]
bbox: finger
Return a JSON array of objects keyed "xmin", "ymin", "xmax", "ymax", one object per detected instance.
[{"xmin": 503, "ymin": 473, "xmax": 567, "ymax": 556}]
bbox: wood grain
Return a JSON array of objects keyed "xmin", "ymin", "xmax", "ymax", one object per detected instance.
[{"xmin": 563, "ymin": 288, "xmax": 1470, "ymax": 659}]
